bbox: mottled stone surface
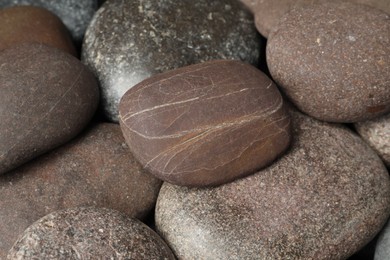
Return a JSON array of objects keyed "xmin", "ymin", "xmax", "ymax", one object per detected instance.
[
  {"xmin": 119, "ymin": 60, "xmax": 291, "ymax": 187},
  {"xmin": 82, "ymin": 0, "xmax": 261, "ymax": 122},
  {"xmin": 0, "ymin": 43, "xmax": 99, "ymax": 174},
  {"xmin": 0, "ymin": 0, "xmax": 98, "ymax": 42},
  {"xmin": 156, "ymin": 108, "xmax": 390, "ymax": 259},
  {"xmin": 355, "ymin": 113, "xmax": 390, "ymax": 167},
  {"xmin": 267, "ymin": 2, "xmax": 390, "ymax": 123},
  {"xmin": 7, "ymin": 207, "xmax": 175, "ymax": 260},
  {"xmin": 0, "ymin": 123, "xmax": 162, "ymax": 259},
  {"xmin": 0, "ymin": 6, "xmax": 76, "ymax": 56},
  {"xmin": 375, "ymin": 219, "xmax": 390, "ymax": 260},
  {"xmin": 250, "ymin": 0, "xmax": 390, "ymax": 38}
]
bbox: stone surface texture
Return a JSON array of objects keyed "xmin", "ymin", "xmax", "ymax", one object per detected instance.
[
  {"xmin": 355, "ymin": 113, "xmax": 390, "ymax": 167},
  {"xmin": 156, "ymin": 108, "xmax": 390, "ymax": 260},
  {"xmin": 375, "ymin": 219, "xmax": 390, "ymax": 260},
  {"xmin": 119, "ymin": 60, "xmax": 291, "ymax": 187},
  {"xmin": 0, "ymin": 6, "xmax": 76, "ymax": 56},
  {"xmin": 0, "ymin": 0, "xmax": 98, "ymax": 42},
  {"xmin": 0, "ymin": 123, "xmax": 162, "ymax": 259},
  {"xmin": 267, "ymin": 2, "xmax": 390, "ymax": 123},
  {"xmin": 7, "ymin": 207, "xmax": 175, "ymax": 260},
  {"xmin": 82, "ymin": 0, "xmax": 261, "ymax": 122}
]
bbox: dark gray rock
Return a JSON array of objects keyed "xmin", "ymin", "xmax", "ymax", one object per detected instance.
[
  {"xmin": 7, "ymin": 207, "xmax": 175, "ymax": 260},
  {"xmin": 375, "ymin": 219, "xmax": 390, "ymax": 260},
  {"xmin": 82, "ymin": 0, "xmax": 262, "ymax": 122}
]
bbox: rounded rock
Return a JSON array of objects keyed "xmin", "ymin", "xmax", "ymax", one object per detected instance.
[
  {"xmin": 7, "ymin": 207, "xmax": 175, "ymax": 260},
  {"xmin": 267, "ymin": 2, "xmax": 390, "ymax": 122},
  {"xmin": 155, "ymin": 108, "xmax": 390, "ymax": 259},
  {"xmin": 119, "ymin": 60, "xmax": 291, "ymax": 187},
  {"xmin": 82, "ymin": 0, "xmax": 261, "ymax": 122}
]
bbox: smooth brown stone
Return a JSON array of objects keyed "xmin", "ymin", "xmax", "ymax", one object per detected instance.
[
  {"xmin": 0, "ymin": 123, "xmax": 162, "ymax": 259},
  {"xmin": 0, "ymin": 43, "xmax": 99, "ymax": 174},
  {"xmin": 267, "ymin": 2, "xmax": 390, "ymax": 123},
  {"xmin": 7, "ymin": 207, "xmax": 175, "ymax": 260},
  {"xmin": 119, "ymin": 60, "xmax": 291, "ymax": 187},
  {"xmin": 0, "ymin": 6, "xmax": 77, "ymax": 56},
  {"xmin": 156, "ymin": 108, "xmax": 390, "ymax": 260}
]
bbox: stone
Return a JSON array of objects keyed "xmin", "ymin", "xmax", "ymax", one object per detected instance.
[
  {"xmin": 0, "ymin": 43, "xmax": 99, "ymax": 174},
  {"xmin": 0, "ymin": 0, "xmax": 98, "ymax": 43},
  {"xmin": 375, "ymin": 219, "xmax": 390, "ymax": 260},
  {"xmin": 155, "ymin": 108, "xmax": 390, "ymax": 259},
  {"xmin": 0, "ymin": 6, "xmax": 76, "ymax": 56},
  {"xmin": 250, "ymin": 0, "xmax": 390, "ymax": 38},
  {"xmin": 267, "ymin": 2, "xmax": 390, "ymax": 123},
  {"xmin": 119, "ymin": 60, "xmax": 291, "ymax": 187},
  {"xmin": 0, "ymin": 123, "xmax": 162, "ymax": 259},
  {"xmin": 355, "ymin": 113, "xmax": 390, "ymax": 167},
  {"xmin": 7, "ymin": 207, "xmax": 175, "ymax": 259},
  {"xmin": 82, "ymin": 0, "xmax": 261, "ymax": 122}
]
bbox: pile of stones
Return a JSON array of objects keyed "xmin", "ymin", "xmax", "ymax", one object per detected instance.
[{"xmin": 0, "ymin": 0, "xmax": 389, "ymax": 259}]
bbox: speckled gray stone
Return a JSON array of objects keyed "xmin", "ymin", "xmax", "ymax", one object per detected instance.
[
  {"xmin": 82, "ymin": 0, "xmax": 261, "ymax": 122},
  {"xmin": 155, "ymin": 108, "xmax": 390, "ymax": 260},
  {"xmin": 7, "ymin": 207, "xmax": 175, "ymax": 260},
  {"xmin": 0, "ymin": 0, "xmax": 98, "ymax": 42},
  {"xmin": 375, "ymin": 219, "xmax": 390, "ymax": 260},
  {"xmin": 267, "ymin": 2, "xmax": 390, "ymax": 123},
  {"xmin": 355, "ymin": 113, "xmax": 390, "ymax": 167}
]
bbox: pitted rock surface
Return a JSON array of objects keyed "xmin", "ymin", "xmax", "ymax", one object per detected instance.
[
  {"xmin": 267, "ymin": 2, "xmax": 390, "ymax": 122},
  {"xmin": 82, "ymin": 0, "xmax": 261, "ymax": 122},
  {"xmin": 0, "ymin": 43, "xmax": 99, "ymax": 174},
  {"xmin": 119, "ymin": 60, "xmax": 291, "ymax": 187},
  {"xmin": 7, "ymin": 207, "xmax": 175, "ymax": 260},
  {"xmin": 155, "ymin": 108, "xmax": 390, "ymax": 259}
]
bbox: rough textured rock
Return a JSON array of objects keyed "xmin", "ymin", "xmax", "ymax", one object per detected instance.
[
  {"xmin": 355, "ymin": 113, "xmax": 390, "ymax": 167},
  {"xmin": 250, "ymin": 0, "xmax": 390, "ymax": 38},
  {"xmin": 267, "ymin": 2, "xmax": 390, "ymax": 123},
  {"xmin": 375, "ymin": 219, "xmax": 390, "ymax": 260},
  {"xmin": 7, "ymin": 207, "xmax": 175, "ymax": 260},
  {"xmin": 155, "ymin": 108, "xmax": 390, "ymax": 260},
  {"xmin": 82, "ymin": 0, "xmax": 261, "ymax": 122},
  {"xmin": 0, "ymin": 43, "xmax": 99, "ymax": 174},
  {"xmin": 119, "ymin": 60, "xmax": 291, "ymax": 187},
  {"xmin": 0, "ymin": 0, "xmax": 98, "ymax": 42},
  {"xmin": 0, "ymin": 123, "xmax": 162, "ymax": 259},
  {"xmin": 0, "ymin": 6, "xmax": 76, "ymax": 56}
]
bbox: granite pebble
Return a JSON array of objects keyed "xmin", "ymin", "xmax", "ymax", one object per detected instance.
[
  {"xmin": 267, "ymin": 2, "xmax": 390, "ymax": 123},
  {"xmin": 7, "ymin": 207, "xmax": 175, "ymax": 260},
  {"xmin": 0, "ymin": 123, "xmax": 162, "ymax": 259},
  {"xmin": 82, "ymin": 0, "xmax": 262, "ymax": 122},
  {"xmin": 156, "ymin": 108, "xmax": 390, "ymax": 259}
]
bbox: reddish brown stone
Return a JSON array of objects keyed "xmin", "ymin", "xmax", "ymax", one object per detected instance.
[
  {"xmin": 0, "ymin": 123, "xmax": 162, "ymax": 259},
  {"xmin": 119, "ymin": 60, "xmax": 291, "ymax": 187},
  {"xmin": 0, "ymin": 6, "xmax": 77, "ymax": 56}
]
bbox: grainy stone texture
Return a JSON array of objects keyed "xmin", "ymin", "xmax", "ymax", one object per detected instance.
[
  {"xmin": 0, "ymin": 0, "xmax": 98, "ymax": 42},
  {"xmin": 119, "ymin": 60, "xmax": 291, "ymax": 187},
  {"xmin": 155, "ymin": 108, "xmax": 390, "ymax": 260},
  {"xmin": 0, "ymin": 43, "xmax": 99, "ymax": 174},
  {"xmin": 7, "ymin": 207, "xmax": 175, "ymax": 260},
  {"xmin": 375, "ymin": 219, "xmax": 390, "ymax": 260},
  {"xmin": 249, "ymin": 0, "xmax": 390, "ymax": 38},
  {"xmin": 355, "ymin": 113, "xmax": 390, "ymax": 167},
  {"xmin": 0, "ymin": 6, "xmax": 76, "ymax": 56},
  {"xmin": 267, "ymin": 2, "xmax": 390, "ymax": 123},
  {"xmin": 82, "ymin": 0, "xmax": 261, "ymax": 122},
  {"xmin": 0, "ymin": 123, "xmax": 162, "ymax": 259}
]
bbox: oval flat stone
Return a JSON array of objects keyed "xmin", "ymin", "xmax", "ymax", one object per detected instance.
[
  {"xmin": 155, "ymin": 108, "xmax": 390, "ymax": 259},
  {"xmin": 0, "ymin": 6, "xmax": 76, "ymax": 56},
  {"xmin": 375, "ymin": 219, "xmax": 390, "ymax": 260},
  {"xmin": 0, "ymin": 123, "xmax": 162, "ymax": 259},
  {"xmin": 0, "ymin": 43, "xmax": 99, "ymax": 174},
  {"xmin": 267, "ymin": 2, "xmax": 390, "ymax": 122},
  {"xmin": 119, "ymin": 60, "xmax": 291, "ymax": 187},
  {"xmin": 7, "ymin": 207, "xmax": 175, "ymax": 260},
  {"xmin": 82, "ymin": 0, "xmax": 261, "ymax": 122},
  {"xmin": 0, "ymin": 0, "xmax": 98, "ymax": 43}
]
